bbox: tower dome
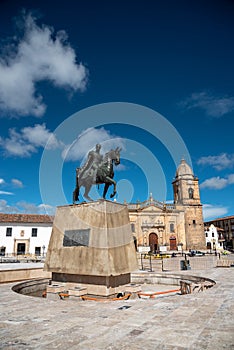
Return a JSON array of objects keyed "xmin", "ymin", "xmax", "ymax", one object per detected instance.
[{"xmin": 175, "ymin": 159, "xmax": 194, "ymax": 179}]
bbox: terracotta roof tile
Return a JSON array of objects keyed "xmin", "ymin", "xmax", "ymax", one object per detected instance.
[
  {"xmin": 0, "ymin": 213, "xmax": 54, "ymax": 224},
  {"xmin": 205, "ymin": 215, "xmax": 234, "ymax": 222}
]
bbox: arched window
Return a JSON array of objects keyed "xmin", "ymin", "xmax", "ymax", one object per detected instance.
[{"xmin": 188, "ymin": 187, "xmax": 194, "ymax": 199}]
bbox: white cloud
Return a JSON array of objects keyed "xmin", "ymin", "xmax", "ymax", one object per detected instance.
[
  {"xmin": 200, "ymin": 174, "xmax": 234, "ymax": 190},
  {"xmin": 11, "ymin": 179, "xmax": 23, "ymax": 188},
  {"xmin": 1, "ymin": 125, "xmax": 124, "ymax": 161},
  {"xmin": 228, "ymin": 174, "xmax": 234, "ymax": 183},
  {"xmin": 0, "ymin": 199, "xmax": 18, "ymax": 213},
  {"xmin": 197, "ymin": 153, "xmax": 234, "ymax": 171},
  {"xmin": 0, "ymin": 12, "xmax": 88, "ymax": 117},
  {"xmin": 0, "ymin": 123, "xmax": 62, "ymax": 157},
  {"xmin": 62, "ymin": 127, "xmax": 125, "ymax": 162},
  {"xmin": 0, "ymin": 199, "xmax": 55, "ymax": 215},
  {"xmin": 114, "ymin": 163, "xmax": 126, "ymax": 171},
  {"xmin": 16, "ymin": 201, "xmax": 55, "ymax": 215},
  {"xmin": 0, "ymin": 178, "xmax": 5, "ymax": 185},
  {"xmin": 203, "ymin": 204, "xmax": 228, "ymax": 221},
  {"xmin": 38, "ymin": 203, "xmax": 55, "ymax": 216},
  {"xmin": 180, "ymin": 91, "xmax": 234, "ymax": 117},
  {"xmin": 0, "ymin": 128, "xmax": 35, "ymax": 157},
  {"xmin": 0, "ymin": 191, "xmax": 13, "ymax": 195},
  {"xmin": 22, "ymin": 124, "xmax": 62, "ymax": 149}
]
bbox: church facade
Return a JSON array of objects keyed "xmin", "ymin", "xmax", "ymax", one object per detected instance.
[{"xmin": 127, "ymin": 159, "xmax": 206, "ymax": 252}]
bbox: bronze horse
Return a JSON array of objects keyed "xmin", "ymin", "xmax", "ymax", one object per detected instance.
[{"xmin": 73, "ymin": 147, "xmax": 121, "ymax": 202}]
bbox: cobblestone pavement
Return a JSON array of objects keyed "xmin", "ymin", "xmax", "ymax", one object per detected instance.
[{"xmin": 0, "ymin": 266, "xmax": 234, "ymax": 349}]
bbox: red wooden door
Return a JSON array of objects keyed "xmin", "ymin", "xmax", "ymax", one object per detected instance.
[
  {"xmin": 149, "ymin": 233, "xmax": 158, "ymax": 253},
  {"xmin": 170, "ymin": 237, "xmax": 177, "ymax": 250}
]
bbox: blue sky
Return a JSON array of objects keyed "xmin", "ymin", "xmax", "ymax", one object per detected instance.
[{"xmin": 0, "ymin": 0, "xmax": 234, "ymax": 220}]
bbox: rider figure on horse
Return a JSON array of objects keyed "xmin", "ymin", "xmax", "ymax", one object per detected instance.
[
  {"xmin": 73, "ymin": 144, "xmax": 121, "ymax": 203},
  {"xmin": 79, "ymin": 144, "xmax": 103, "ymax": 183}
]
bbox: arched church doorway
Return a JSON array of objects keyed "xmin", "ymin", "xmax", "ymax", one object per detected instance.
[
  {"xmin": 149, "ymin": 233, "xmax": 158, "ymax": 253},
  {"xmin": 169, "ymin": 236, "xmax": 177, "ymax": 250}
]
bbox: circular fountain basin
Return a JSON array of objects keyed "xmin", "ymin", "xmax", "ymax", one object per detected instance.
[{"xmin": 12, "ymin": 273, "xmax": 216, "ymax": 300}]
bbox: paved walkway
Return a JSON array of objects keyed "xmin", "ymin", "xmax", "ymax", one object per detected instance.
[
  {"xmin": 0, "ymin": 265, "xmax": 234, "ymax": 349},
  {"xmin": 0, "ymin": 262, "xmax": 44, "ymax": 271}
]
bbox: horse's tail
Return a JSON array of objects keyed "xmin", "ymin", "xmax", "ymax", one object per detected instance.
[
  {"xmin": 73, "ymin": 187, "xmax": 79, "ymax": 203},
  {"xmin": 73, "ymin": 168, "xmax": 80, "ymax": 203}
]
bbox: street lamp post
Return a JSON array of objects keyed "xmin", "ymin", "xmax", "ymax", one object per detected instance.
[
  {"xmin": 178, "ymin": 242, "xmax": 183, "ymax": 256},
  {"xmin": 42, "ymin": 245, "xmax": 45, "ymax": 257}
]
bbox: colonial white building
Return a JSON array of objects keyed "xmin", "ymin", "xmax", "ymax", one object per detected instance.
[
  {"xmin": 0, "ymin": 213, "xmax": 53, "ymax": 257},
  {"xmin": 204, "ymin": 223, "xmax": 225, "ymax": 251}
]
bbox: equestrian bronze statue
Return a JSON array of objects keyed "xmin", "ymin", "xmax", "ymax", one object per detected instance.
[{"xmin": 73, "ymin": 144, "xmax": 121, "ymax": 203}]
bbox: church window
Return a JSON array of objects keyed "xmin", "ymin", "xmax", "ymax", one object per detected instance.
[{"xmin": 131, "ymin": 223, "xmax": 135, "ymax": 232}]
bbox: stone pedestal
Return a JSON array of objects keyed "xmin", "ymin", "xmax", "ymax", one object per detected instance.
[{"xmin": 44, "ymin": 200, "xmax": 138, "ymax": 296}]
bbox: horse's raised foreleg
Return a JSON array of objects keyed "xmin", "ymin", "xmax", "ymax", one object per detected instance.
[{"xmin": 103, "ymin": 183, "xmax": 109, "ymax": 199}]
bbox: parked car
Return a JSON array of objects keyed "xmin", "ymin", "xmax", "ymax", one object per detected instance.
[
  {"xmin": 153, "ymin": 253, "xmax": 170, "ymax": 259},
  {"xmin": 226, "ymin": 247, "xmax": 234, "ymax": 253},
  {"xmin": 188, "ymin": 250, "xmax": 205, "ymax": 257}
]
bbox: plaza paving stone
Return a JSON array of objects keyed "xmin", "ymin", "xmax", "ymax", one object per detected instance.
[{"xmin": 0, "ymin": 263, "xmax": 234, "ymax": 349}]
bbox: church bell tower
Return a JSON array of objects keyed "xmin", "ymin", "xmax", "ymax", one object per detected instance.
[{"xmin": 172, "ymin": 159, "xmax": 206, "ymax": 250}]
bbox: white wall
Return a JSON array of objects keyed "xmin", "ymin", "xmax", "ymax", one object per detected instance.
[
  {"xmin": 0, "ymin": 223, "xmax": 52, "ymax": 256},
  {"xmin": 205, "ymin": 224, "xmax": 223, "ymax": 251}
]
